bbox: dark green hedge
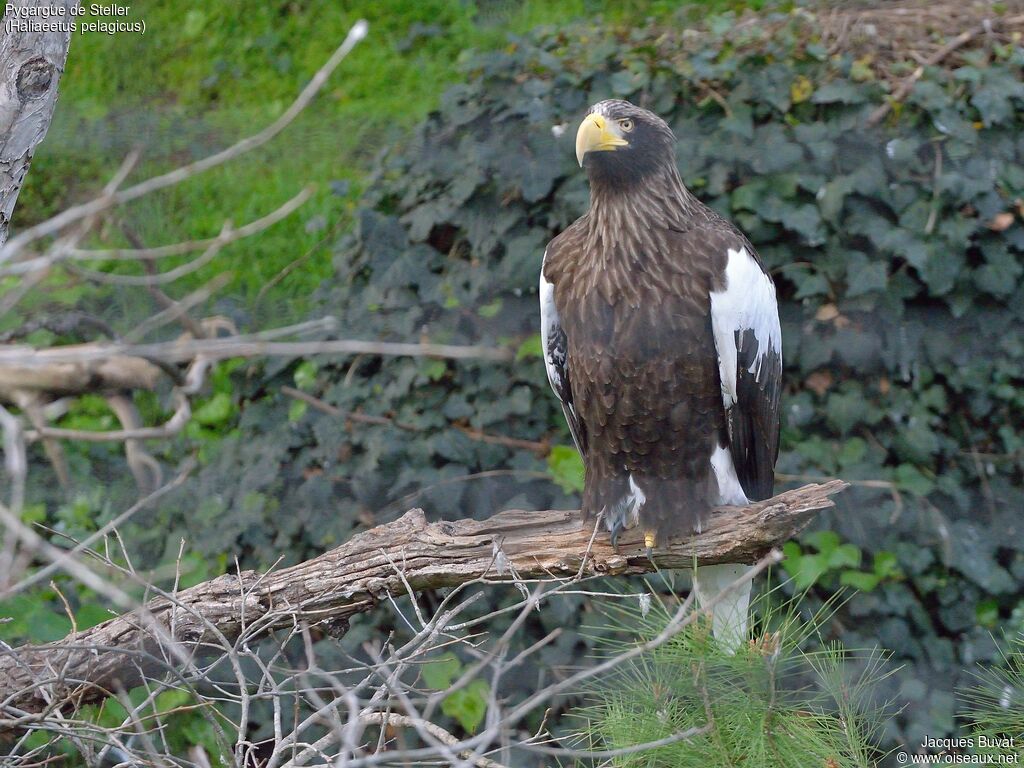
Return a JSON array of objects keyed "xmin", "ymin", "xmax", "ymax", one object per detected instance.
[{"xmin": 155, "ymin": 8, "xmax": 1024, "ymax": 750}]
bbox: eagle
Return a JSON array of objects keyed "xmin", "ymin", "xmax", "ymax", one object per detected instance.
[{"xmin": 539, "ymin": 100, "xmax": 782, "ymax": 647}]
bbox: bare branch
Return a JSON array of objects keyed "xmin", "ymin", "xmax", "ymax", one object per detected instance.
[
  {"xmin": 21, "ymin": 390, "xmax": 190, "ymax": 443},
  {"xmin": 2, "ymin": 185, "xmax": 315, "ymax": 276},
  {"xmin": 0, "ymin": 480, "xmax": 846, "ymax": 719},
  {"xmin": 0, "ymin": 20, "xmax": 368, "ymax": 265},
  {"xmin": 0, "ymin": 333, "xmax": 515, "ymax": 369}
]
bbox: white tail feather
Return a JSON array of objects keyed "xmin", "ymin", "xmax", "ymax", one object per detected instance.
[{"xmin": 692, "ymin": 562, "xmax": 753, "ymax": 652}]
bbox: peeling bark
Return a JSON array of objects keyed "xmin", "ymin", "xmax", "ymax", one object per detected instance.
[{"xmin": 0, "ymin": 480, "xmax": 846, "ymax": 722}]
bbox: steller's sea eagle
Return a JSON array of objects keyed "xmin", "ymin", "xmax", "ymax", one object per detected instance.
[{"xmin": 539, "ymin": 99, "xmax": 782, "ymax": 647}]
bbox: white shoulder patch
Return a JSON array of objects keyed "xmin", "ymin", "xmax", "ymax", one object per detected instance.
[{"xmin": 708, "ymin": 246, "xmax": 782, "ymax": 409}]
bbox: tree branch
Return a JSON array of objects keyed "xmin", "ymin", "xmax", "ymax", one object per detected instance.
[
  {"xmin": 0, "ymin": 480, "xmax": 846, "ymax": 722},
  {"xmin": 0, "ymin": 19, "xmax": 367, "ymax": 265},
  {"xmin": 0, "ymin": 0, "xmax": 77, "ymax": 247}
]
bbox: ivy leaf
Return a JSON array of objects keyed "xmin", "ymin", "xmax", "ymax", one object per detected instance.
[
  {"xmin": 442, "ymin": 680, "xmax": 490, "ymax": 733},
  {"xmin": 293, "ymin": 360, "xmax": 319, "ymax": 391},
  {"xmin": 846, "ymin": 259, "xmax": 888, "ymax": 297},
  {"xmin": 975, "ymin": 599, "xmax": 999, "ymax": 628},
  {"xmin": 478, "ymin": 299, "xmax": 503, "ymax": 318},
  {"xmin": 420, "ymin": 359, "xmax": 448, "ymax": 382},
  {"xmin": 837, "ymin": 437, "xmax": 867, "ymax": 467},
  {"xmin": 75, "ymin": 604, "xmax": 112, "ymax": 630},
  {"xmin": 547, "ymin": 445, "xmax": 584, "ymax": 493},
  {"xmin": 0, "ymin": 596, "xmax": 71, "ymax": 643},
  {"xmin": 840, "ymin": 571, "xmax": 881, "ymax": 592},
  {"xmin": 873, "ymin": 551, "xmax": 901, "ymax": 580},
  {"xmin": 731, "ymin": 180, "xmax": 767, "ymax": 212},
  {"xmin": 515, "ymin": 334, "xmax": 543, "ymax": 360},
  {"xmin": 893, "ymin": 464, "xmax": 934, "ymax": 497},
  {"xmin": 811, "ymin": 81, "xmax": 867, "ymax": 104},
  {"xmin": 422, "ymin": 652, "xmax": 461, "ymax": 690},
  {"xmin": 974, "ymin": 243, "xmax": 1023, "ymax": 296},
  {"xmin": 288, "ymin": 399, "xmax": 308, "ymax": 422},
  {"xmin": 827, "ymin": 543, "xmax": 862, "ymax": 570},
  {"xmin": 610, "ymin": 69, "xmax": 644, "ymax": 97},
  {"xmin": 816, "ymin": 175, "xmax": 856, "ymax": 222},
  {"xmin": 789, "ymin": 552, "xmax": 829, "ymax": 590},
  {"xmin": 971, "ymin": 71, "xmax": 1024, "ymax": 126},
  {"xmin": 790, "ymin": 75, "xmax": 813, "ymax": 105},
  {"xmin": 804, "ymin": 530, "xmax": 840, "ymax": 554},
  {"xmin": 193, "ymin": 392, "xmax": 235, "ymax": 427}
]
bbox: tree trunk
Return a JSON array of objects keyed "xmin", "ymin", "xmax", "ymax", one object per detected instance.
[
  {"xmin": 0, "ymin": 480, "xmax": 846, "ymax": 724},
  {"xmin": 0, "ymin": 0, "xmax": 77, "ymax": 247}
]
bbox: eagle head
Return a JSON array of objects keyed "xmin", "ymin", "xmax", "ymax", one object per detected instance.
[{"xmin": 575, "ymin": 99, "xmax": 676, "ymax": 186}]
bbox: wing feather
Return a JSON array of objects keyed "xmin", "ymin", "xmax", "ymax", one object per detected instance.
[
  {"xmin": 710, "ymin": 245, "xmax": 782, "ymax": 501},
  {"xmin": 540, "ymin": 250, "xmax": 587, "ymax": 456}
]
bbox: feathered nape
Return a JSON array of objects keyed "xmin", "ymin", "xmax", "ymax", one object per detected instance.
[{"xmin": 579, "ymin": 162, "xmax": 716, "ymax": 305}]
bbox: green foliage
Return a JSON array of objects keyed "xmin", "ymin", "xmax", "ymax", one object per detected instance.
[
  {"xmin": 0, "ymin": 594, "xmax": 72, "ymax": 644},
  {"xmin": 74, "ymin": 688, "xmax": 231, "ymax": 765},
  {"xmin": 961, "ymin": 634, "xmax": 1024, "ymax": 760},
  {"xmin": 266, "ymin": 9, "xmax": 1018, "ymax": 748},
  {"xmin": 17, "ymin": 2, "xmax": 1024, "ymax": 753},
  {"xmin": 548, "ymin": 444, "xmax": 585, "ymax": 493},
  {"xmin": 421, "ymin": 652, "xmax": 491, "ymax": 733},
  {"xmin": 782, "ymin": 533, "xmax": 902, "ymax": 592},
  {"xmin": 14, "ymin": 0, "xmax": 697, "ymax": 311},
  {"xmin": 577, "ymin": 592, "xmax": 893, "ymax": 767}
]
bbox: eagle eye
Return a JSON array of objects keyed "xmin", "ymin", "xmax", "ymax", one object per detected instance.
[{"xmin": 618, "ymin": 118, "xmax": 634, "ymax": 132}]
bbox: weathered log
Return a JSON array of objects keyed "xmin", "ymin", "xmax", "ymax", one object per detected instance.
[
  {"xmin": 0, "ymin": 353, "xmax": 163, "ymax": 400},
  {"xmin": 0, "ymin": 0, "xmax": 78, "ymax": 247},
  {"xmin": 0, "ymin": 480, "xmax": 846, "ymax": 723}
]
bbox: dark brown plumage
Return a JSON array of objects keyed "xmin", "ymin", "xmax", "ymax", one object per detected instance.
[{"xmin": 540, "ymin": 99, "xmax": 782, "ymax": 550}]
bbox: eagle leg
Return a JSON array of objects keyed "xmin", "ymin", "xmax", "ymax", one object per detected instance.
[
  {"xmin": 644, "ymin": 531, "xmax": 656, "ymax": 562},
  {"xmin": 609, "ymin": 520, "xmax": 623, "ymax": 553}
]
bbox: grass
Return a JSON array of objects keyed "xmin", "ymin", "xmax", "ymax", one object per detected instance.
[{"xmin": 13, "ymin": 0, "xmax": 757, "ymax": 319}]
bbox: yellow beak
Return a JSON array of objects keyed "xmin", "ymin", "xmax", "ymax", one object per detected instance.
[{"xmin": 575, "ymin": 113, "xmax": 628, "ymax": 166}]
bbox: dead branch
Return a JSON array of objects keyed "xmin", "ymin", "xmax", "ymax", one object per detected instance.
[
  {"xmin": 0, "ymin": 352, "xmax": 163, "ymax": 399},
  {"xmin": 0, "ymin": 20, "xmax": 367, "ymax": 265},
  {"xmin": 0, "ymin": 479, "xmax": 845, "ymax": 721},
  {"xmin": 0, "ymin": 325, "xmax": 509, "ymax": 414},
  {"xmin": 0, "ymin": 0, "xmax": 77, "ymax": 247},
  {"xmin": 865, "ymin": 13, "xmax": 1024, "ymax": 127},
  {"xmin": 0, "ymin": 332, "xmax": 515, "ymax": 370},
  {"xmin": 356, "ymin": 714, "xmax": 509, "ymax": 768},
  {"xmin": 1, "ymin": 185, "xmax": 314, "ymax": 277}
]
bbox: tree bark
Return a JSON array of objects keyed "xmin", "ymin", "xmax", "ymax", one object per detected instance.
[
  {"xmin": 0, "ymin": 480, "xmax": 845, "ymax": 723},
  {"xmin": 0, "ymin": 0, "xmax": 77, "ymax": 247},
  {"xmin": 0, "ymin": 352, "xmax": 163, "ymax": 400}
]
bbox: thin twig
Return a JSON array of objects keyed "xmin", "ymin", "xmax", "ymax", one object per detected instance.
[
  {"xmin": 22, "ymin": 391, "xmax": 190, "ymax": 443},
  {"xmin": 0, "ymin": 22, "xmax": 368, "ymax": 265},
  {"xmin": 281, "ymin": 386, "xmax": 549, "ymax": 455},
  {"xmin": 865, "ymin": 15, "xmax": 1024, "ymax": 127}
]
